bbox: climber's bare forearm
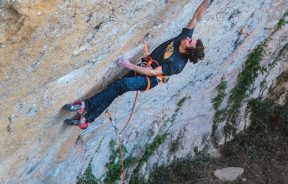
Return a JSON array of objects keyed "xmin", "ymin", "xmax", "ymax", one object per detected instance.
[
  {"xmin": 187, "ymin": 0, "xmax": 210, "ymax": 29},
  {"xmin": 128, "ymin": 65, "xmax": 163, "ymax": 76},
  {"xmin": 117, "ymin": 58, "xmax": 163, "ymax": 76}
]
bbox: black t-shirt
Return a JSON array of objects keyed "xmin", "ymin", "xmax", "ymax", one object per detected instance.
[{"xmin": 150, "ymin": 28, "xmax": 194, "ymax": 76}]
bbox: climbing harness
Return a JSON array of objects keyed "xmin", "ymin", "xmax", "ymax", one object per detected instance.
[{"xmin": 142, "ymin": 40, "xmax": 168, "ymax": 90}]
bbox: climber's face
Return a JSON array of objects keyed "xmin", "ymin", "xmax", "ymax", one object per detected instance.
[{"xmin": 181, "ymin": 37, "xmax": 197, "ymax": 49}]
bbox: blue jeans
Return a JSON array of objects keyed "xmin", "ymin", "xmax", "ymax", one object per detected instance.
[{"xmin": 84, "ymin": 74, "xmax": 159, "ymax": 123}]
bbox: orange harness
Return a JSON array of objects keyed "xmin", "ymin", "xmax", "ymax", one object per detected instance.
[{"xmin": 143, "ymin": 41, "xmax": 168, "ymax": 90}]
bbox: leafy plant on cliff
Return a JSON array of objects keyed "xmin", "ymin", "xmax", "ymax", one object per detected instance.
[
  {"xmin": 275, "ymin": 11, "xmax": 288, "ymax": 32},
  {"xmin": 222, "ymin": 98, "xmax": 288, "ymax": 160},
  {"xmin": 171, "ymin": 97, "xmax": 187, "ymax": 123},
  {"xmin": 129, "ymin": 134, "xmax": 168, "ymax": 184},
  {"xmin": 148, "ymin": 151, "xmax": 210, "ymax": 184},
  {"xmin": 104, "ymin": 140, "xmax": 135, "ymax": 184},
  {"xmin": 170, "ymin": 131, "xmax": 184, "ymax": 153},
  {"xmin": 224, "ymin": 43, "xmax": 265, "ymax": 138},
  {"xmin": 215, "ymin": 12, "xmax": 288, "ymax": 141},
  {"xmin": 148, "ymin": 98, "xmax": 288, "ymax": 184},
  {"xmin": 77, "ymin": 162, "xmax": 98, "ymax": 184},
  {"xmin": 162, "ymin": 97, "xmax": 188, "ymax": 132},
  {"xmin": 211, "ymin": 77, "xmax": 227, "ymax": 145}
]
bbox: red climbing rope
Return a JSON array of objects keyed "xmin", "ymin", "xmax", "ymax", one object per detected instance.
[
  {"xmin": 119, "ymin": 91, "xmax": 139, "ymax": 135},
  {"xmin": 106, "ymin": 91, "xmax": 139, "ymax": 184},
  {"xmin": 118, "ymin": 136, "xmax": 125, "ymax": 184},
  {"xmin": 118, "ymin": 91, "xmax": 139, "ymax": 184},
  {"xmin": 107, "ymin": 39, "xmax": 150, "ymax": 184}
]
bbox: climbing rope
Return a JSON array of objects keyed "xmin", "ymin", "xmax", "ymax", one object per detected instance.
[
  {"xmin": 118, "ymin": 90, "xmax": 139, "ymax": 184},
  {"xmin": 105, "ymin": 37, "xmax": 153, "ymax": 184},
  {"xmin": 105, "ymin": 90, "xmax": 139, "ymax": 184},
  {"xmin": 119, "ymin": 91, "xmax": 139, "ymax": 136}
]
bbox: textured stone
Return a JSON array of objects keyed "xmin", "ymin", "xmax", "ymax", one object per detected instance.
[
  {"xmin": 0, "ymin": 0, "xmax": 287, "ymax": 183},
  {"xmin": 214, "ymin": 167, "xmax": 244, "ymax": 182}
]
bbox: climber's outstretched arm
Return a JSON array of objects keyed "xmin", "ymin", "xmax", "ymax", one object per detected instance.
[
  {"xmin": 117, "ymin": 58, "xmax": 163, "ymax": 76},
  {"xmin": 187, "ymin": 0, "xmax": 211, "ymax": 29}
]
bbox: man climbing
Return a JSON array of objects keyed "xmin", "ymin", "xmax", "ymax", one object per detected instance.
[{"xmin": 63, "ymin": 0, "xmax": 211, "ymax": 129}]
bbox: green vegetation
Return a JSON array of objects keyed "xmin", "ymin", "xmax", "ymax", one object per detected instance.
[
  {"xmin": 275, "ymin": 11, "xmax": 288, "ymax": 32},
  {"xmin": 224, "ymin": 43, "xmax": 265, "ymax": 138},
  {"xmin": 222, "ymin": 99, "xmax": 288, "ymax": 160},
  {"xmin": 171, "ymin": 97, "xmax": 187, "ymax": 124},
  {"xmin": 78, "ymin": 135, "xmax": 168, "ymax": 184},
  {"xmin": 77, "ymin": 162, "xmax": 98, "ymax": 184},
  {"xmin": 170, "ymin": 133, "xmax": 182, "ymax": 153},
  {"xmin": 177, "ymin": 97, "xmax": 187, "ymax": 109},
  {"xmin": 272, "ymin": 10, "xmax": 288, "ymax": 35},
  {"xmin": 129, "ymin": 134, "xmax": 168, "ymax": 184},
  {"xmin": 138, "ymin": 134, "xmax": 168, "ymax": 168},
  {"xmin": 104, "ymin": 140, "xmax": 135, "ymax": 184},
  {"xmin": 148, "ymin": 152, "xmax": 211, "ymax": 184},
  {"xmin": 276, "ymin": 19, "xmax": 286, "ymax": 31},
  {"xmin": 214, "ymin": 11, "xmax": 288, "ymax": 141},
  {"xmin": 209, "ymin": 42, "xmax": 266, "ymax": 142},
  {"xmin": 148, "ymin": 98, "xmax": 288, "ymax": 184},
  {"xmin": 79, "ymin": 11, "xmax": 288, "ymax": 184},
  {"xmin": 211, "ymin": 77, "xmax": 227, "ymax": 145},
  {"xmin": 212, "ymin": 77, "xmax": 227, "ymax": 111},
  {"xmin": 162, "ymin": 97, "xmax": 188, "ymax": 131}
]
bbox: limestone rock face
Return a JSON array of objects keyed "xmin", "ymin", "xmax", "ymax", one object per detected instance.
[{"xmin": 0, "ymin": 0, "xmax": 287, "ymax": 183}]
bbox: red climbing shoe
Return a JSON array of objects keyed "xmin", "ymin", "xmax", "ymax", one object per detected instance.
[
  {"xmin": 78, "ymin": 117, "xmax": 89, "ymax": 129},
  {"xmin": 78, "ymin": 122, "xmax": 89, "ymax": 129},
  {"xmin": 63, "ymin": 101, "xmax": 86, "ymax": 114},
  {"xmin": 64, "ymin": 116, "xmax": 90, "ymax": 130}
]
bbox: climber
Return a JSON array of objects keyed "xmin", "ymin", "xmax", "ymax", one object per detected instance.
[{"xmin": 63, "ymin": 0, "xmax": 211, "ymax": 129}]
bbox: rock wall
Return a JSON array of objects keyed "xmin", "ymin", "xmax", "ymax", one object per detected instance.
[{"xmin": 0, "ymin": 0, "xmax": 287, "ymax": 183}]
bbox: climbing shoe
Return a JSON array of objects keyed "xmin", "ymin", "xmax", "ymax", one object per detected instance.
[
  {"xmin": 64, "ymin": 119, "xmax": 81, "ymax": 126},
  {"xmin": 64, "ymin": 116, "xmax": 90, "ymax": 130},
  {"xmin": 78, "ymin": 122, "xmax": 89, "ymax": 129},
  {"xmin": 63, "ymin": 101, "xmax": 86, "ymax": 114},
  {"xmin": 78, "ymin": 116, "xmax": 89, "ymax": 130}
]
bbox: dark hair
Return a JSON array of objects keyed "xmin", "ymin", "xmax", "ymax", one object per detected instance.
[{"xmin": 185, "ymin": 39, "xmax": 205, "ymax": 64}]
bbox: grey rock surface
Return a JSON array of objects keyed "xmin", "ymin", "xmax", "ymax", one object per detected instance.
[
  {"xmin": 214, "ymin": 167, "xmax": 244, "ymax": 182},
  {"xmin": 0, "ymin": 0, "xmax": 287, "ymax": 183}
]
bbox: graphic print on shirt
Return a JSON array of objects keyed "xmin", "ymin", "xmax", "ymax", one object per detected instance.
[{"xmin": 164, "ymin": 41, "xmax": 174, "ymax": 59}]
